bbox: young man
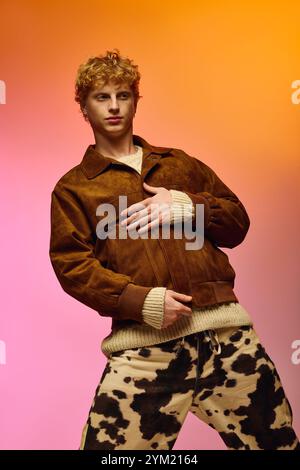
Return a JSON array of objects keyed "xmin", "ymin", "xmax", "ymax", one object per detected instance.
[{"xmin": 49, "ymin": 49, "xmax": 299, "ymax": 450}]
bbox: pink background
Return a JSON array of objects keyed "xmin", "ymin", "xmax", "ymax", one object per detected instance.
[{"xmin": 0, "ymin": 0, "xmax": 299, "ymax": 449}]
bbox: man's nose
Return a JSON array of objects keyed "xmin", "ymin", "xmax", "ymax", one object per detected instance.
[{"xmin": 109, "ymin": 96, "xmax": 119, "ymax": 110}]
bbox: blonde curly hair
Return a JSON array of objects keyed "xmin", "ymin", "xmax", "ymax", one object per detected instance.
[{"xmin": 75, "ymin": 48, "xmax": 142, "ymax": 121}]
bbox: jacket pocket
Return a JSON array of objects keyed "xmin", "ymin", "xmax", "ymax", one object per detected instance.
[{"xmin": 184, "ymin": 237, "xmax": 236, "ymax": 283}]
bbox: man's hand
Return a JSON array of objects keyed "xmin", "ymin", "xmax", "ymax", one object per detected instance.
[
  {"xmin": 161, "ymin": 290, "xmax": 193, "ymax": 329},
  {"xmin": 120, "ymin": 182, "xmax": 173, "ymax": 235}
]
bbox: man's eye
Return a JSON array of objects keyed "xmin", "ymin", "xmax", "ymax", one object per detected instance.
[{"xmin": 96, "ymin": 94, "xmax": 129, "ymax": 100}]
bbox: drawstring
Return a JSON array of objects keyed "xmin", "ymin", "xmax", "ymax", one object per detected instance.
[
  {"xmin": 204, "ymin": 329, "xmax": 222, "ymax": 355},
  {"xmin": 193, "ymin": 329, "xmax": 221, "ymax": 399},
  {"xmin": 175, "ymin": 336, "xmax": 185, "ymax": 358},
  {"xmin": 175, "ymin": 330, "xmax": 221, "ymax": 398},
  {"xmin": 176, "ymin": 330, "xmax": 221, "ymax": 360},
  {"xmin": 193, "ymin": 334, "xmax": 201, "ymax": 398}
]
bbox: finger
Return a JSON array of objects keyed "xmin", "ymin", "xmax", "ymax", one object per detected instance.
[
  {"xmin": 177, "ymin": 307, "xmax": 192, "ymax": 317},
  {"xmin": 171, "ymin": 292, "xmax": 193, "ymax": 302},
  {"xmin": 122, "ymin": 207, "xmax": 149, "ymax": 227},
  {"xmin": 135, "ymin": 206, "xmax": 162, "ymax": 233},
  {"xmin": 179, "ymin": 311, "xmax": 192, "ymax": 317},
  {"xmin": 143, "ymin": 182, "xmax": 160, "ymax": 193},
  {"xmin": 127, "ymin": 212, "xmax": 151, "ymax": 231},
  {"xmin": 120, "ymin": 200, "xmax": 150, "ymax": 219},
  {"xmin": 126, "ymin": 205, "xmax": 160, "ymax": 230},
  {"xmin": 181, "ymin": 305, "xmax": 193, "ymax": 314},
  {"xmin": 137, "ymin": 217, "xmax": 160, "ymax": 235}
]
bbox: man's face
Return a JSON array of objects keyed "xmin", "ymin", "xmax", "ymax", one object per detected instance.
[{"xmin": 84, "ymin": 80, "xmax": 137, "ymax": 136}]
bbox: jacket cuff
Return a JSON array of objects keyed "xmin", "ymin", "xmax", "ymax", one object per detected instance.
[
  {"xmin": 117, "ymin": 283, "xmax": 153, "ymax": 322},
  {"xmin": 141, "ymin": 287, "xmax": 167, "ymax": 329}
]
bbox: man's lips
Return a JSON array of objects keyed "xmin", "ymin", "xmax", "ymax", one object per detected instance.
[{"xmin": 106, "ymin": 117, "xmax": 123, "ymax": 121}]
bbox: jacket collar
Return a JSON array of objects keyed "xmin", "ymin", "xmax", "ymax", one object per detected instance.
[{"xmin": 80, "ymin": 134, "xmax": 173, "ymax": 179}]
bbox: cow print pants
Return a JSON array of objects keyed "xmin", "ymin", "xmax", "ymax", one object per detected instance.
[{"xmin": 79, "ymin": 325, "xmax": 300, "ymax": 450}]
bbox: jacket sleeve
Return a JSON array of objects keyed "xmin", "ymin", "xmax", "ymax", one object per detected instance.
[
  {"xmin": 49, "ymin": 182, "xmax": 152, "ymax": 322},
  {"xmin": 183, "ymin": 158, "xmax": 250, "ymax": 248}
]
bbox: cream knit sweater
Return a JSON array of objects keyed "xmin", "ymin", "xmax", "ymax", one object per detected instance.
[{"xmin": 100, "ymin": 145, "xmax": 253, "ymax": 357}]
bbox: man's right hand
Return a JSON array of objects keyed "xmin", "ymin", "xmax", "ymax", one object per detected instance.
[{"xmin": 161, "ymin": 290, "xmax": 193, "ymax": 329}]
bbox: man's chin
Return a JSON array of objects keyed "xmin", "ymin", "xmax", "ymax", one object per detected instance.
[{"xmin": 93, "ymin": 124, "xmax": 131, "ymax": 139}]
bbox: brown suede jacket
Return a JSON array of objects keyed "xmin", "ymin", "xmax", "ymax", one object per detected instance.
[{"xmin": 49, "ymin": 134, "xmax": 250, "ymax": 332}]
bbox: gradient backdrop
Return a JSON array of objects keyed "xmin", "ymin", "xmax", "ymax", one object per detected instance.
[{"xmin": 0, "ymin": 0, "xmax": 299, "ymax": 450}]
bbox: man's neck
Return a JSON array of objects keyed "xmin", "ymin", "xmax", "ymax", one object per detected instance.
[{"xmin": 93, "ymin": 130, "xmax": 137, "ymax": 159}]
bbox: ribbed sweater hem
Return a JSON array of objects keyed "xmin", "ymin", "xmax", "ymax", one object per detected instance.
[{"xmin": 101, "ymin": 301, "xmax": 253, "ymax": 358}]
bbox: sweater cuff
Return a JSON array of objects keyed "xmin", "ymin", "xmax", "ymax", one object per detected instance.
[
  {"xmin": 142, "ymin": 287, "xmax": 167, "ymax": 329},
  {"xmin": 169, "ymin": 189, "xmax": 195, "ymax": 224},
  {"xmin": 170, "ymin": 189, "xmax": 193, "ymax": 205}
]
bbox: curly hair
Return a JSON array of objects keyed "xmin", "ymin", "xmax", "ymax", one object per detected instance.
[{"xmin": 75, "ymin": 48, "xmax": 142, "ymax": 121}]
